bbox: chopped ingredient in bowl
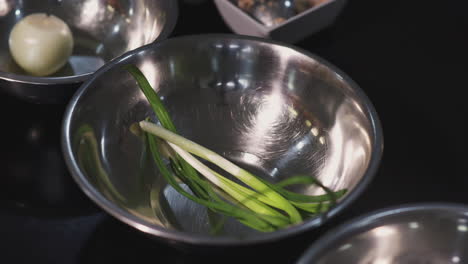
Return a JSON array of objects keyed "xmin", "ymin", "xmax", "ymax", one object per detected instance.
[
  {"xmin": 238, "ymin": 0, "xmax": 254, "ymax": 10},
  {"xmin": 233, "ymin": 0, "xmax": 293, "ymax": 27},
  {"xmin": 232, "ymin": 0, "xmax": 331, "ymax": 27},
  {"xmin": 295, "ymin": 0, "xmax": 331, "ymax": 13}
]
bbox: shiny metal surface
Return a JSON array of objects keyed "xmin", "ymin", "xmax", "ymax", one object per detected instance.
[
  {"xmin": 230, "ymin": 0, "xmax": 297, "ymax": 27},
  {"xmin": 229, "ymin": 0, "xmax": 334, "ymax": 27},
  {"xmin": 62, "ymin": 34, "xmax": 383, "ymax": 246},
  {"xmin": 0, "ymin": 0, "xmax": 177, "ymax": 103},
  {"xmin": 298, "ymin": 204, "xmax": 468, "ymax": 264}
]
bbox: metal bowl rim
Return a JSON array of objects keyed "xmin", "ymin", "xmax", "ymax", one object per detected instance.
[
  {"xmin": 296, "ymin": 202, "xmax": 468, "ymax": 263},
  {"xmin": 62, "ymin": 33, "xmax": 384, "ymax": 247},
  {"xmin": 0, "ymin": 0, "xmax": 178, "ymax": 85}
]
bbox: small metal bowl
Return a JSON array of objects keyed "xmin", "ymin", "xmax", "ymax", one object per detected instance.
[
  {"xmin": 298, "ymin": 203, "xmax": 468, "ymax": 263},
  {"xmin": 0, "ymin": 0, "xmax": 177, "ymax": 104},
  {"xmin": 62, "ymin": 34, "xmax": 383, "ymax": 247}
]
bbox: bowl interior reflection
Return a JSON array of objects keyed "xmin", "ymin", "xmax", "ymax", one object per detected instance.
[
  {"xmin": 299, "ymin": 205, "xmax": 468, "ymax": 264},
  {"xmin": 64, "ymin": 35, "xmax": 381, "ymax": 242}
]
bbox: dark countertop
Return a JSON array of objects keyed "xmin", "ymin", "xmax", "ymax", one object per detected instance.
[{"xmin": 1, "ymin": 1, "xmax": 467, "ymax": 263}]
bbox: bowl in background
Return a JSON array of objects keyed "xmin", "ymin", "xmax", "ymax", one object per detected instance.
[
  {"xmin": 0, "ymin": 0, "xmax": 177, "ymax": 104},
  {"xmin": 62, "ymin": 34, "xmax": 382, "ymax": 247},
  {"xmin": 214, "ymin": 0, "xmax": 347, "ymax": 43},
  {"xmin": 297, "ymin": 203, "xmax": 468, "ymax": 263}
]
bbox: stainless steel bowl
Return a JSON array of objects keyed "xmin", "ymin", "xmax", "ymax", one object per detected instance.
[
  {"xmin": 62, "ymin": 34, "xmax": 383, "ymax": 247},
  {"xmin": 297, "ymin": 204, "xmax": 468, "ymax": 263},
  {"xmin": 0, "ymin": 0, "xmax": 177, "ymax": 104}
]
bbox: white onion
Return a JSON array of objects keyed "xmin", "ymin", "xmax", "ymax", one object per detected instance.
[{"xmin": 9, "ymin": 13, "xmax": 74, "ymax": 76}]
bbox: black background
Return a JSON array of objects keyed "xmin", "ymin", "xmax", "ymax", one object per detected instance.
[{"xmin": 1, "ymin": 0, "xmax": 467, "ymax": 263}]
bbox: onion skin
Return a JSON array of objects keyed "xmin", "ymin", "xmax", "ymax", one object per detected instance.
[{"xmin": 9, "ymin": 13, "xmax": 74, "ymax": 76}]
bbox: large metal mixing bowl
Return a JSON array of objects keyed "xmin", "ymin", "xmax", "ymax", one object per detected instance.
[
  {"xmin": 62, "ymin": 34, "xmax": 383, "ymax": 247},
  {"xmin": 0, "ymin": 0, "xmax": 177, "ymax": 103},
  {"xmin": 297, "ymin": 204, "xmax": 468, "ymax": 264}
]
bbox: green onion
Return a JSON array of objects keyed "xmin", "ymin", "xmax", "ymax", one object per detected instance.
[
  {"xmin": 124, "ymin": 64, "xmax": 347, "ymax": 232},
  {"xmin": 146, "ymin": 133, "xmax": 276, "ymax": 232},
  {"xmin": 126, "ymin": 65, "xmax": 288, "ymax": 230},
  {"xmin": 167, "ymin": 142, "xmax": 290, "ymax": 227},
  {"xmin": 76, "ymin": 124, "xmax": 127, "ymax": 203},
  {"xmin": 139, "ymin": 120, "xmax": 302, "ymax": 224}
]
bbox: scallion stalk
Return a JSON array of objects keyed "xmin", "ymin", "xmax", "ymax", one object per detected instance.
[
  {"xmin": 167, "ymin": 142, "xmax": 290, "ymax": 227},
  {"xmin": 139, "ymin": 120, "xmax": 302, "ymax": 224},
  {"xmin": 124, "ymin": 64, "xmax": 347, "ymax": 232}
]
